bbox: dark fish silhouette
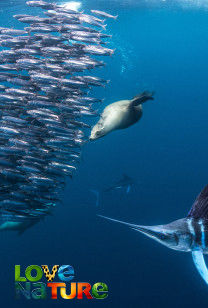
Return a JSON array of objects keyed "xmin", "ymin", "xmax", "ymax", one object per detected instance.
[
  {"xmin": 90, "ymin": 174, "xmax": 135, "ymax": 207},
  {"xmin": 104, "ymin": 174, "xmax": 135, "ymax": 193}
]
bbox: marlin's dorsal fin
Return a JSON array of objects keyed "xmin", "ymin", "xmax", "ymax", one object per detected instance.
[
  {"xmin": 187, "ymin": 185, "xmax": 208, "ymax": 219},
  {"xmin": 130, "ymin": 91, "xmax": 154, "ymax": 107},
  {"xmin": 192, "ymin": 250, "xmax": 208, "ymax": 285}
]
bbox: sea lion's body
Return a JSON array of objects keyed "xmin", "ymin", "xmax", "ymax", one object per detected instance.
[
  {"xmin": 102, "ymin": 99, "xmax": 143, "ymax": 129},
  {"xmin": 90, "ymin": 91, "xmax": 153, "ymax": 140}
]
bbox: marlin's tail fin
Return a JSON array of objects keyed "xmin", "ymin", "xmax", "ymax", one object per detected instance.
[{"xmin": 90, "ymin": 189, "xmax": 100, "ymax": 207}]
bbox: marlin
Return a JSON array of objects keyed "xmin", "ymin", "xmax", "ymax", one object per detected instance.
[{"xmin": 100, "ymin": 185, "xmax": 208, "ymax": 285}]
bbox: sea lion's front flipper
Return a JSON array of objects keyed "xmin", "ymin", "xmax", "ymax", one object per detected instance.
[
  {"xmin": 130, "ymin": 91, "xmax": 154, "ymax": 107},
  {"xmin": 192, "ymin": 250, "xmax": 208, "ymax": 284}
]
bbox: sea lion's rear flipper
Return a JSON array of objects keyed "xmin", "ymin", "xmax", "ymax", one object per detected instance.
[
  {"xmin": 192, "ymin": 250, "xmax": 208, "ymax": 285},
  {"xmin": 130, "ymin": 91, "xmax": 154, "ymax": 107}
]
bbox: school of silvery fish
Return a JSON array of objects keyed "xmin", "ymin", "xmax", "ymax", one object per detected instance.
[{"xmin": 0, "ymin": 0, "xmax": 116, "ymax": 232}]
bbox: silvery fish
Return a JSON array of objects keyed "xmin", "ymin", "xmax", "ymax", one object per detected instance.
[
  {"xmin": 0, "ymin": 39, "xmax": 26, "ymax": 48},
  {"xmin": 36, "ymin": 34, "xmax": 64, "ymax": 44},
  {"xmin": 55, "ymin": 7, "xmax": 78, "ymax": 14},
  {"xmin": 7, "ymin": 77, "xmax": 32, "ymax": 87},
  {"xmin": 45, "ymin": 10, "xmax": 79, "ymax": 21},
  {"xmin": 0, "ymin": 50, "xmax": 17, "ymax": 57},
  {"xmin": 70, "ymin": 35, "xmax": 101, "ymax": 44},
  {"xmin": 81, "ymin": 13, "xmax": 105, "ymax": 24},
  {"xmin": 5, "ymin": 88, "xmax": 35, "ymax": 98},
  {"xmin": 2, "ymin": 116, "xmax": 27, "ymax": 125},
  {"xmin": 69, "ymin": 31, "xmax": 106, "ymax": 38},
  {"xmin": 16, "ymin": 48, "xmax": 41, "ymax": 56},
  {"xmin": 17, "ymin": 58, "xmax": 43, "ymax": 70},
  {"xmin": 0, "ymin": 64, "xmax": 18, "ymax": 71},
  {"xmin": 91, "ymin": 10, "xmax": 118, "ymax": 19},
  {"xmin": 41, "ymin": 47, "xmax": 70, "ymax": 56},
  {"xmin": 13, "ymin": 14, "xmax": 30, "ymax": 20},
  {"xmin": 79, "ymin": 57, "xmax": 105, "ymax": 67},
  {"xmin": 79, "ymin": 14, "xmax": 106, "ymax": 29},
  {"xmin": 0, "ymin": 126, "xmax": 20, "ymax": 135},
  {"xmin": 18, "ymin": 16, "xmax": 51, "ymax": 24},
  {"xmin": 60, "ymin": 24, "xmax": 93, "ymax": 32},
  {"xmin": 25, "ymin": 25, "xmax": 59, "ymax": 33},
  {"xmin": 0, "ymin": 28, "xmax": 27, "ymax": 35},
  {"xmin": 0, "ymin": 85, "xmax": 7, "ymax": 91},
  {"xmin": 26, "ymin": 1, "xmax": 57, "ymax": 10},
  {"xmin": 83, "ymin": 44, "xmax": 115, "ymax": 56}
]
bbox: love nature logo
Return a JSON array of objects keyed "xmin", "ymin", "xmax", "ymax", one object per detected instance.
[{"xmin": 15, "ymin": 265, "xmax": 108, "ymax": 300}]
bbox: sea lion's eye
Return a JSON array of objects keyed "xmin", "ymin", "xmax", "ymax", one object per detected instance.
[{"xmin": 96, "ymin": 128, "xmax": 104, "ymax": 136}]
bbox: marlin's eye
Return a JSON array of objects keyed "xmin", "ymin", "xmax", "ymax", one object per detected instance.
[
  {"xmin": 160, "ymin": 234, "xmax": 166, "ymax": 240},
  {"xmin": 174, "ymin": 233, "xmax": 179, "ymax": 245}
]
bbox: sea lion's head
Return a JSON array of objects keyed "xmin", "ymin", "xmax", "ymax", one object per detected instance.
[{"xmin": 89, "ymin": 122, "xmax": 106, "ymax": 140}]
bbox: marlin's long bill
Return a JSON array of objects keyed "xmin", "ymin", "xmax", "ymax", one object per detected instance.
[
  {"xmin": 98, "ymin": 215, "xmax": 140, "ymax": 229},
  {"xmin": 98, "ymin": 215, "xmax": 161, "ymax": 239}
]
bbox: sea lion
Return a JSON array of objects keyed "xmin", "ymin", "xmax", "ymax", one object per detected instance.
[{"xmin": 89, "ymin": 91, "xmax": 154, "ymax": 140}]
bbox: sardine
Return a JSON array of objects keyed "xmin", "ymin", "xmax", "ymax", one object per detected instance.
[
  {"xmin": 0, "ymin": 39, "xmax": 26, "ymax": 48},
  {"xmin": 16, "ymin": 48, "xmax": 41, "ymax": 56},
  {"xmin": 18, "ymin": 16, "xmax": 51, "ymax": 24},
  {"xmin": 26, "ymin": 1, "xmax": 57, "ymax": 10},
  {"xmin": 70, "ymin": 35, "xmax": 101, "ymax": 44},
  {"xmin": 83, "ymin": 44, "xmax": 115, "ymax": 56},
  {"xmin": 79, "ymin": 14, "xmax": 106, "ymax": 29},
  {"xmin": 0, "ymin": 28, "xmax": 27, "ymax": 35},
  {"xmin": 91, "ymin": 10, "xmax": 118, "ymax": 20}
]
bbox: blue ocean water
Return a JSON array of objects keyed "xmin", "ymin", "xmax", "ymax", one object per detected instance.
[{"xmin": 1, "ymin": 0, "xmax": 208, "ymax": 307}]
